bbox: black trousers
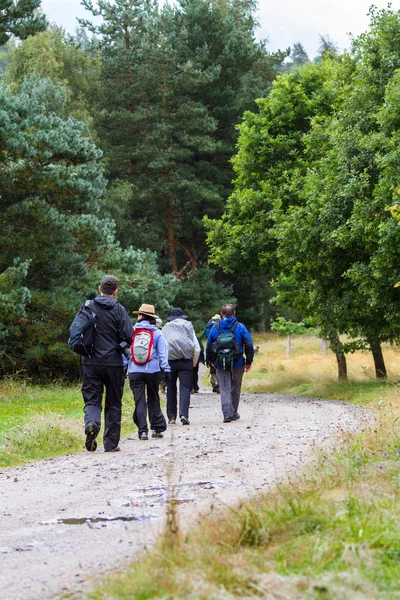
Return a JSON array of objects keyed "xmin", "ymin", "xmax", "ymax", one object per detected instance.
[
  {"xmin": 192, "ymin": 364, "xmax": 200, "ymax": 391},
  {"xmin": 129, "ymin": 371, "xmax": 167, "ymax": 435},
  {"xmin": 82, "ymin": 365, "xmax": 125, "ymax": 451},
  {"xmin": 167, "ymin": 358, "xmax": 193, "ymax": 421}
]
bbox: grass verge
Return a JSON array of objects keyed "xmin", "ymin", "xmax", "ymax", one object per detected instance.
[{"xmin": 0, "ymin": 376, "xmax": 137, "ymax": 467}]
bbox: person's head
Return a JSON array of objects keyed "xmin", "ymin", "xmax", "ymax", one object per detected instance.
[
  {"xmin": 221, "ymin": 303, "xmax": 235, "ymax": 318},
  {"xmin": 211, "ymin": 314, "xmax": 221, "ymax": 322},
  {"xmin": 167, "ymin": 307, "xmax": 188, "ymax": 322},
  {"xmin": 156, "ymin": 318, "xmax": 163, "ymax": 328},
  {"xmin": 99, "ymin": 275, "xmax": 118, "ymax": 297},
  {"xmin": 133, "ymin": 303, "xmax": 159, "ymax": 324}
]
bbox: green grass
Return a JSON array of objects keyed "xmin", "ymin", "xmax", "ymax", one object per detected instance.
[{"xmin": 0, "ymin": 378, "xmax": 137, "ymax": 466}]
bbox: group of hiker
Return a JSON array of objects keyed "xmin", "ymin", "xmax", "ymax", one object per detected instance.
[{"xmin": 68, "ymin": 275, "xmax": 255, "ymax": 453}]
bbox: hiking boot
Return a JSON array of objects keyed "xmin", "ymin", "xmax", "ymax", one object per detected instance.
[
  {"xmin": 139, "ymin": 431, "xmax": 148, "ymax": 440},
  {"xmin": 85, "ymin": 423, "xmax": 99, "ymax": 452},
  {"xmin": 151, "ymin": 431, "xmax": 163, "ymax": 438},
  {"xmin": 231, "ymin": 412, "xmax": 240, "ymax": 421},
  {"xmin": 212, "ymin": 386, "xmax": 220, "ymax": 394},
  {"xmin": 180, "ymin": 416, "xmax": 190, "ymax": 425},
  {"xmin": 223, "ymin": 416, "xmax": 232, "ymax": 423},
  {"xmin": 168, "ymin": 419, "xmax": 176, "ymax": 425},
  {"xmin": 104, "ymin": 446, "xmax": 121, "ymax": 452}
]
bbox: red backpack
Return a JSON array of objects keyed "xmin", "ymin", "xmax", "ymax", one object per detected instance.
[{"xmin": 130, "ymin": 329, "xmax": 155, "ymax": 365}]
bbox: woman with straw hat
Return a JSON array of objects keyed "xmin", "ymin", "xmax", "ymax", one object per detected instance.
[{"xmin": 127, "ymin": 303, "xmax": 170, "ymax": 440}]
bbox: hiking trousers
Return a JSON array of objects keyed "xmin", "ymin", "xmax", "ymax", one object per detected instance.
[
  {"xmin": 167, "ymin": 358, "xmax": 192, "ymax": 421},
  {"xmin": 128, "ymin": 372, "xmax": 166, "ymax": 436},
  {"xmin": 82, "ymin": 365, "xmax": 125, "ymax": 451},
  {"xmin": 216, "ymin": 366, "xmax": 245, "ymax": 419}
]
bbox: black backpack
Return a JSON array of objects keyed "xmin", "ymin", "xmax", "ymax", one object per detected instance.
[
  {"xmin": 212, "ymin": 322, "xmax": 241, "ymax": 369},
  {"xmin": 68, "ymin": 300, "xmax": 97, "ymax": 357}
]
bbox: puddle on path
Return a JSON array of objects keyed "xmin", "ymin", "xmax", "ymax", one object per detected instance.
[
  {"xmin": 123, "ymin": 480, "xmax": 242, "ymax": 508},
  {"xmin": 40, "ymin": 514, "xmax": 153, "ymax": 526}
]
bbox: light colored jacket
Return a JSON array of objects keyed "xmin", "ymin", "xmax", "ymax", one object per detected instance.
[
  {"xmin": 162, "ymin": 318, "xmax": 200, "ymax": 366},
  {"xmin": 128, "ymin": 320, "xmax": 170, "ymax": 373}
]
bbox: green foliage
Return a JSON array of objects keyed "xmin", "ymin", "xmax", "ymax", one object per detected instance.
[
  {"xmin": 206, "ymin": 60, "xmax": 337, "ymax": 331},
  {"xmin": 270, "ymin": 316, "xmax": 308, "ymax": 336},
  {"xmin": 207, "ymin": 7, "xmax": 400, "ymax": 360},
  {"xmin": 171, "ymin": 265, "xmax": 235, "ymax": 334},
  {"xmin": 0, "ymin": 0, "xmax": 47, "ymax": 45},
  {"xmin": 0, "ymin": 74, "xmax": 176, "ymax": 378},
  {"xmin": 82, "ymin": 0, "xmax": 286, "ymax": 277},
  {"xmin": 284, "ymin": 42, "xmax": 310, "ymax": 71},
  {"xmin": 4, "ymin": 26, "xmax": 101, "ymax": 127}
]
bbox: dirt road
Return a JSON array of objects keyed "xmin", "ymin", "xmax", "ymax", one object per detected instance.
[{"xmin": 0, "ymin": 388, "xmax": 372, "ymax": 600}]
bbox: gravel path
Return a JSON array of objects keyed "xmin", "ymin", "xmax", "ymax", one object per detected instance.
[{"xmin": 0, "ymin": 385, "xmax": 372, "ymax": 600}]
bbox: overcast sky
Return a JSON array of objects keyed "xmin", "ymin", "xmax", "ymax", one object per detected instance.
[{"xmin": 40, "ymin": 0, "xmax": 399, "ymax": 58}]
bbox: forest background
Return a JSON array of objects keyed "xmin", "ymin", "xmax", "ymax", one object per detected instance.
[{"xmin": 1, "ymin": 0, "xmax": 400, "ymax": 381}]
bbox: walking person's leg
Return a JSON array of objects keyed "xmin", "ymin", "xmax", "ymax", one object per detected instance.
[
  {"xmin": 178, "ymin": 359, "xmax": 194, "ymax": 423},
  {"xmin": 146, "ymin": 372, "xmax": 167, "ymax": 435},
  {"xmin": 192, "ymin": 364, "xmax": 199, "ymax": 392},
  {"xmin": 210, "ymin": 365, "xmax": 219, "ymax": 393},
  {"xmin": 166, "ymin": 361, "xmax": 178, "ymax": 423},
  {"xmin": 216, "ymin": 368, "xmax": 234, "ymax": 421},
  {"xmin": 82, "ymin": 365, "xmax": 103, "ymax": 451},
  {"xmin": 103, "ymin": 366, "xmax": 125, "ymax": 451},
  {"xmin": 129, "ymin": 372, "xmax": 148, "ymax": 439},
  {"xmin": 231, "ymin": 366, "xmax": 245, "ymax": 419}
]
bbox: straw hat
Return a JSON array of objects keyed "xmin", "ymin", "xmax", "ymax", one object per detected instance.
[{"xmin": 133, "ymin": 303, "xmax": 159, "ymax": 319}]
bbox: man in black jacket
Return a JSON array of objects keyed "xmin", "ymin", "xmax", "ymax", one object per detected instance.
[{"xmin": 78, "ymin": 275, "xmax": 133, "ymax": 452}]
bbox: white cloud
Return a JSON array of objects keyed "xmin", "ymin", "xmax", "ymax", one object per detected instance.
[{"xmin": 256, "ymin": 0, "xmax": 398, "ymax": 58}]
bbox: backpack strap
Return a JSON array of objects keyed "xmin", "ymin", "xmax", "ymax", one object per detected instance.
[
  {"xmin": 115, "ymin": 303, "xmax": 124, "ymax": 342},
  {"xmin": 229, "ymin": 322, "xmax": 238, "ymax": 334}
]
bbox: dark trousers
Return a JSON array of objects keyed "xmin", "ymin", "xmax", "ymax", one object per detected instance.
[
  {"xmin": 192, "ymin": 364, "xmax": 199, "ymax": 392},
  {"xmin": 167, "ymin": 358, "xmax": 193, "ymax": 421},
  {"xmin": 82, "ymin": 365, "xmax": 125, "ymax": 451},
  {"xmin": 129, "ymin": 372, "xmax": 166, "ymax": 435}
]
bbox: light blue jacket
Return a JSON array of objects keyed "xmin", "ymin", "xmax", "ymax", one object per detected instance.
[{"xmin": 128, "ymin": 320, "xmax": 170, "ymax": 374}]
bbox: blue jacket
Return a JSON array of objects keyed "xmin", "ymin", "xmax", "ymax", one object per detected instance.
[
  {"xmin": 128, "ymin": 320, "xmax": 170, "ymax": 374},
  {"xmin": 205, "ymin": 317, "xmax": 254, "ymax": 369}
]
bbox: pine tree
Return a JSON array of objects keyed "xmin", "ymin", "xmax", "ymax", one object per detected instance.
[
  {"xmin": 0, "ymin": 74, "xmax": 176, "ymax": 377},
  {"xmin": 82, "ymin": 0, "xmax": 286, "ymax": 274},
  {"xmin": 0, "ymin": 0, "xmax": 47, "ymax": 44}
]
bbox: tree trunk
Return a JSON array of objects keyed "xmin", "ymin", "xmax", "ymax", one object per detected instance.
[
  {"xmin": 335, "ymin": 350, "xmax": 347, "ymax": 380},
  {"xmin": 369, "ymin": 340, "xmax": 387, "ymax": 379},
  {"xmin": 257, "ymin": 302, "xmax": 266, "ymax": 333},
  {"xmin": 287, "ymin": 334, "xmax": 291, "ymax": 357},
  {"xmin": 161, "ymin": 62, "xmax": 177, "ymax": 274},
  {"xmin": 327, "ymin": 329, "xmax": 347, "ymax": 380},
  {"xmin": 166, "ymin": 196, "xmax": 177, "ymax": 273}
]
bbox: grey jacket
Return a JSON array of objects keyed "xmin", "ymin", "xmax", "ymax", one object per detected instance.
[{"xmin": 162, "ymin": 318, "xmax": 200, "ymax": 365}]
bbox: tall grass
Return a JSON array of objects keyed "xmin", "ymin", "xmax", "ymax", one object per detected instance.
[
  {"xmin": 94, "ymin": 334, "xmax": 400, "ymax": 599},
  {"xmin": 0, "ymin": 377, "xmax": 136, "ymax": 466},
  {"xmin": 246, "ymin": 333, "xmax": 400, "ymax": 406}
]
